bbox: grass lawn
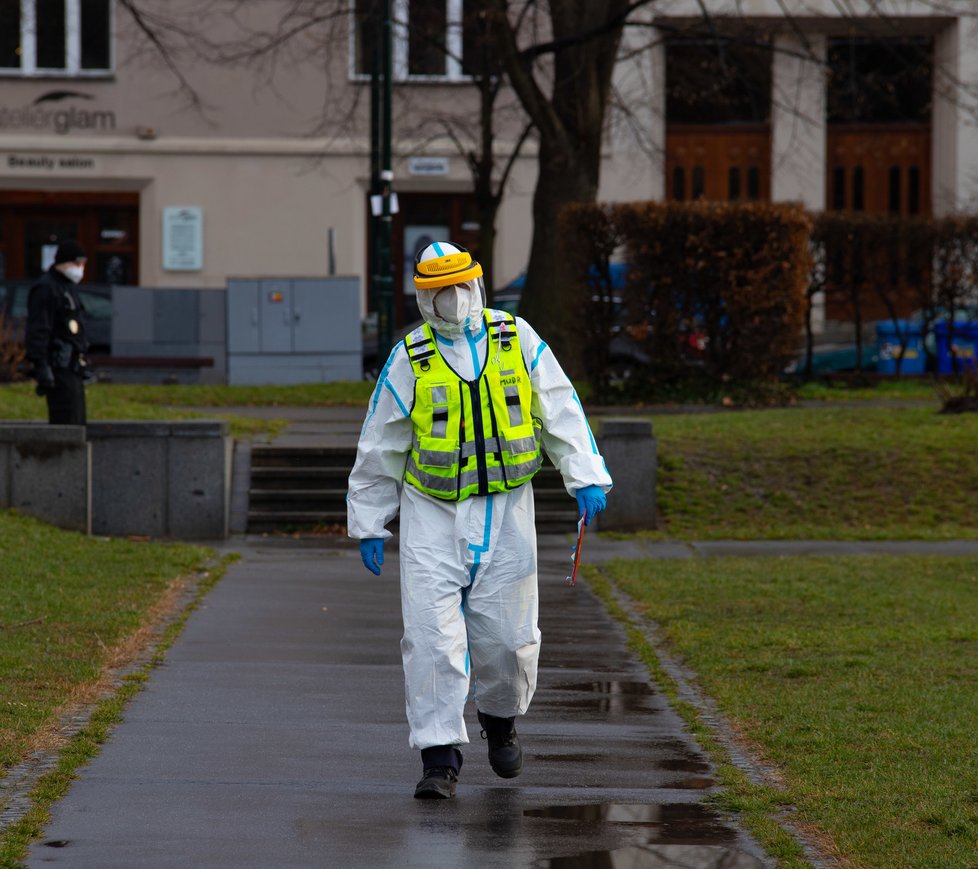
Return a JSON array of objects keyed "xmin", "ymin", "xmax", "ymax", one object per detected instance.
[
  {"xmin": 795, "ymin": 378, "xmax": 939, "ymax": 403},
  {"xmin": 0, "ymin": 382, "xmax": 297, "ymax": 439},
  {"xmin": 0, "ymin": 510, "xmax": 212, "ymax": 783},
  {"xmin": 651, "ymin": 404, "xmax": 978, "ymax": 540},
  {"xmin": 599, "ymin": 554, "xmax": 978, "ymax": 869}
]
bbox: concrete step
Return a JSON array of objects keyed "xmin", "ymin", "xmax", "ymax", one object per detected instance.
[
  {"xmin": 249, "ymin": 489, "xmax": 347, "ymax": 506},
  {"xmin": 246, "ymin": 445, "xmax": 575, "ymax": 533},
  {"xmin": 248, "ymin": 510, "xmax": 349, "ymax": 532},
  {"xmin": 250, "ymin": 446, "xmax": 357, "ymax": 469},
  {"xmin": 250, "ymin": 469, "xmax": 351, "ymax": 490}
]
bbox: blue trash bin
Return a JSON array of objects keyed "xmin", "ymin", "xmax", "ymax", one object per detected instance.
[
  {"xmin": 876, "ymin": 320, "xmax": 925, "ymax": 375},
  {"xmin": 935, "ymin": 321, "xmax": 978, "ymax": 374}
]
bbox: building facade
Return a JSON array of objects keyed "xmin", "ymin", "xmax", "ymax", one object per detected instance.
[
  {"xmin": 626, "ymin": 1, "xmax": 978, "ymax": 217},
  {"xmin": 1, "ymin": 1, "xmax": 976, "ymax": 340}
]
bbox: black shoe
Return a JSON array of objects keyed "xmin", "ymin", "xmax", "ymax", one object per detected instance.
[
  {"xmin": 477, "ymin": 710, "xmax": 523, "ymax": 779},
  {"xmin": 414, "ymin": 766, "xmax": 458, "ymax": 799}
]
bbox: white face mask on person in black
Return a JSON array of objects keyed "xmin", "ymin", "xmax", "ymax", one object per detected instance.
[{"xmin": 61, "ymin": 264, "xmax": 85, "ymax": 284}]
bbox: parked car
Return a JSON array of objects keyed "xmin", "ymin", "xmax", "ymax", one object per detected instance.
[
  {"xmin": 0, "ymin": 280, "xmax": 112, "ymax": 356},
  {"xmin": 783, "ymin": 342, "xmax": 880, "ymax": 376},
  {"xmin": 493, "ymin": 266, "xmax": 661, "ymax": 386}
]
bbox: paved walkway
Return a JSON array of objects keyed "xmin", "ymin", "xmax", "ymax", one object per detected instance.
[{"xmin": 26, "ymin": 534, "xmax": 771, "ymax": 868}]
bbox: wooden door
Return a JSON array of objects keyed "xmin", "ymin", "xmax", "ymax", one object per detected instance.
[
  {"xmin": 826, "ymin": 125, "xmax": 930, "ymax": 215},
  {"xmin": 665, "ymin": 126, "xmax": 771, "ymax": 202},
  {"xmin": 368, "ymin": 192, "xmax": 479, "ymax": 328},
  {"xmin": 0, "ymin": 191, "xmax": 139, "ymax": 283},
  {"xmin": 824, "ymin": 125, "xmax": 931, "ymax": 321}
]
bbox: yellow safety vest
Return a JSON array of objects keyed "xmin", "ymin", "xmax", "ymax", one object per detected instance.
[{"xmin": 404, "ymin": 311, "xmax": 542, "ymax": 501}]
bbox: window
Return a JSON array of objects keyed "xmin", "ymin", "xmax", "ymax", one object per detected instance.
[
  {"xmin": 352, "ymin": 0, "xmax": 478, "ymax": 81},
  {"xmin": 728, "ymin": 166, "xmax": 740, "ymax": 200},
  {"xmin": 672, "ymin": 167, "xmax": 685, "ymax": 201},
  {"xmin": 666, "ymin": 34, "xmax": 772, "ymax": 125},
  {"xmin": 0, "ymin": 0, "xmax": 111, "ymax": 75},
  {"xmin": 408, "ymin": 0, "xmax": 447, "ymax": 76},
  {"xmin": 827, "ymin": 38, "xmax": 932, "ymax": 124}
]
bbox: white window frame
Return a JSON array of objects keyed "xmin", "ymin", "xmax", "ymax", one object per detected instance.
[
  {"xmin": 1, "ymin": 0, "xmax": 113, "ymax": 76},
  {"xmin": 350, "ymin": 0, "xmax": 468, "ymax": 83}
]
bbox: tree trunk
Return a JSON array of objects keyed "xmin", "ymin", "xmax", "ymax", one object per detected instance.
[
  {"xmin": 478, "ymin": 211, "xmax": 498, "ymax": 301},
  {"xmin": 487, "ymin": 0, "xmax": 631, "ymax": 358},
  {"xmin": 518, "ymin": 140, "xmax": 597, "ymax": 355}
]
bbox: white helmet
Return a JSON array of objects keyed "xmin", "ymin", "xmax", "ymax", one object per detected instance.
[
  {"xmin": 413, "ymin": 241, "xmax": 483, "ymax": 291},
  {"xmin": 412, "ymin": 241, "xmax": 486, "ymax": 332}
]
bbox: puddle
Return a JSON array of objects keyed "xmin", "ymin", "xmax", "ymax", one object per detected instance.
[
  {"xmin": 536, "ymin": 696, "xmax": 658, "ymax": 713},
  {"xmin": 537, "ymin": 842, "xmax": 765, "ymax": 868},
  {"xmin": 42, "ymin": 840, "xmax": 70, "ymax": 848},
  {"xmin": 662, "ymin": 776, "xmax": 715, "ymax": 790},
  {"xmin": 544, "ymin": 680, "xmax": 658, "ymax": 714},
  {"xmin": 524, "ymin": 802, "xmax": 736, "ymax": 842},
  {"xmin": 528, "ymin": 756, "xmax": 714, "ymax": 789},
  {"xmin": 551, "ymin": 680, "xmax": 654, "ymax": 695},
  {"xmin": 657, "ymin": 757, "xmax": 710, "ymax": 773},
  {"xmin": 527, "ymin": 803, "xmax": 756, "ymax": 867},
  {"xmin": 530, "ymin": 753, "xmax": 598, "ymax": 764}
]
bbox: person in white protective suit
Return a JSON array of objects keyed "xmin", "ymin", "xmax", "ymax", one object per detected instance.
[{"xmin": 347, "ymin": 241, "xmax": 612, "ymax": 800}]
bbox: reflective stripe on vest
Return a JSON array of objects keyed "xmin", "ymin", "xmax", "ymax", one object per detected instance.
[{"xmin": 404, "ymin": 310, "xmax": 542, "ymax": 501}]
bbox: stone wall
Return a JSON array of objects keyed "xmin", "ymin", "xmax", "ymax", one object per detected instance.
[
  {"xmin": 0, "ymin": 421, "xmax": 231, "ymax": 540},
  {"xmin": 0, "ymin": 424, "xmax": 91, "ymax": 534}
]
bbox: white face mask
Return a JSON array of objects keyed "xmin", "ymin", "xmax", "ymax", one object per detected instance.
[
  {"xmin": 418, "ymin": 280, "xmax": 483, "ymax": 333},
  {"xmin": 433, "ymin": 285, "xmax": 474, "ymax": 324},
  {"xmin": 62, "ymin": 264, "xmax": 84, "ymax": 283}
]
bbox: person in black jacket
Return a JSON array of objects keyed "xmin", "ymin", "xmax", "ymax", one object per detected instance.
[{"xmin": 25, "ymin": 239, "xmax": 94, "ymax": 425}]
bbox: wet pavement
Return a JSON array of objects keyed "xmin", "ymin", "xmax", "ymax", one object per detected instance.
[{"xmin": 25, "ymin": 533, "xmax": 770, "ymax": 868}]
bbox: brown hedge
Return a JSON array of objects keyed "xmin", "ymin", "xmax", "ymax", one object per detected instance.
[
  {"xmin": 0, "ymin": 313, "xmax": 26, "ymax": 383},
  {"xmin": 808, "ymin": 213, "xmax": 978, "ymax": 375},
  {"xmin": 558, "ymin": 201, "xmax": 811, "ymax": 397}
]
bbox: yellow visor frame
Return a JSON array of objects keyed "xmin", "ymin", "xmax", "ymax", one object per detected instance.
[{"xmin": 414, "ymin": 249, "xmax": 483, "ymax": 290}]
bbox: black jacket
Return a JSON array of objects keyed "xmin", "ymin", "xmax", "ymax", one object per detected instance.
[{"xmin": 25, "ymin": 267, "xmax": 89, "ymax": 371}]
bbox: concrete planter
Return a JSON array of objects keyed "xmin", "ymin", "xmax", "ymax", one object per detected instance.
[
  {"xmin": 0, "ymin": 420, "xmax": 231, "ymax": 540},
  {"xmin": 596, "ymin": 418, "xmax": 657, "ymax": 531},
  {"xmin": 0, "ymin": 424, "xmax": 92, "ymax": 534}
]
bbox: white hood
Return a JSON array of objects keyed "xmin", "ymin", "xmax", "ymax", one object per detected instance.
[{"xmin": 415, "ymin": 278, "xmax": 485, "ymax": 336}]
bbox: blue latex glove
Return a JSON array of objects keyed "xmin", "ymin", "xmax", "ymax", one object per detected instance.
[
  {"xmin": 359, "ymin": 538, "xmax": 385, "ymax": 575},
  {"xmin": 575, "ymin": 485, "xmax": 607, "ymax": 527}
]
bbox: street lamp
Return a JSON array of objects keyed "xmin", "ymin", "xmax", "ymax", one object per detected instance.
[{"xmin": 370, "ymin": 0, "xmax": 395, "ymax": 362}]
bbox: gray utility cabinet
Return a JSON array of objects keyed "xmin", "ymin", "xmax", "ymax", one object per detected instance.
[
  {"xmin": 112, "ymin": 286, "xmax": 227, "ymax": 384},
  {"xmin": 227, "ymin": 277, "xmax": 361, "ymax": 384}
]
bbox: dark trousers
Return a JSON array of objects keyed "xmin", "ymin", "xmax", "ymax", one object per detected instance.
[{"xmin": 46, "ymin": 370, "xmax": 86, "ymax": 425}]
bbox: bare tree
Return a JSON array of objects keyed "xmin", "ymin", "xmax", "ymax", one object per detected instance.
[{"xmin": 485, "ymin": 1, "xmax": 654, "ymax": 344}]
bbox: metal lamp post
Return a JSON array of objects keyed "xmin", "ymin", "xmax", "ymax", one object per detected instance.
[{"xmin": 370, "ymin": 0, "xmax": 395, "ymax": 363}]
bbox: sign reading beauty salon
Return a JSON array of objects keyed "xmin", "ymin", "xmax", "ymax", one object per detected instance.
[{"xmin": 5, "ymin": 153, "xmax": 97, "ymax": 170}]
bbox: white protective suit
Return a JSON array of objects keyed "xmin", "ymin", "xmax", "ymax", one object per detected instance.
[{"xmin": 347, "ymin": 281, "xmax": 612, "ymax": 751}]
